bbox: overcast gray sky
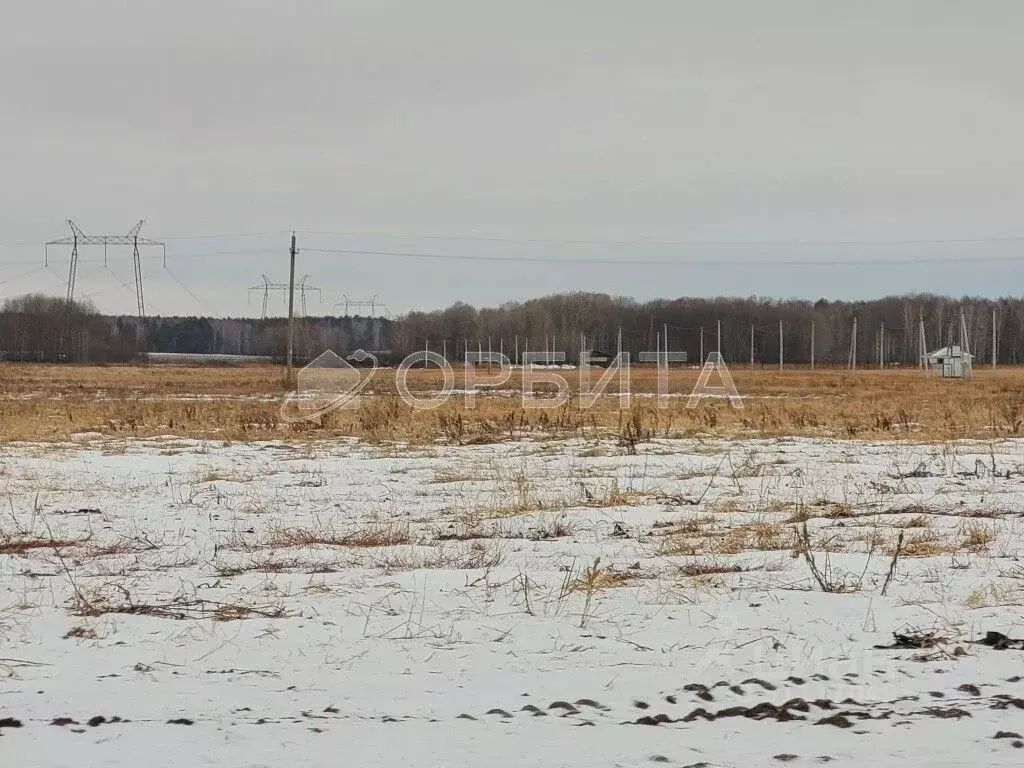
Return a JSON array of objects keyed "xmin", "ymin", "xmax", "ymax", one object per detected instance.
[{"xmin": 2, "ymin": 1, "xmax": 1023, "ymax": 317}]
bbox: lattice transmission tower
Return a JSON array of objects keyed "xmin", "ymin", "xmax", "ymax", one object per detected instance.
[
  {"xmin": 295, "ymin": 275, "xmax": 322, "ymax": 317},
  {"xmin": 336, "ymin": 294, "xmax": 385, "ymax": 318},
  {"xmin": 249, "ymin": 274, "xmax": 289, "ymax": 319},
  {"xmin": 249, "ymin": 274, "xmax": 321, "ymax": 318},
  {"xmin": 45, "ymin": 219, "xmax": 165, "ymax": 321}
]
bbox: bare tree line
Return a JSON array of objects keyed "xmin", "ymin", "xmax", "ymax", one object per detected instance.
[
  {"xmin": 393, "ymin": 293, "xmax": 1024, "ymax": 366},
  {"xmin": 0, "ymin": 294, "xmax": 138, "ymax": 362},
  {"xmin": 4, "ymin": 291, "xmax": 1024, "ymax": 366},
  {"xmin": 0, "ymin": 293, "xmax": 390, "ymax": 363}
]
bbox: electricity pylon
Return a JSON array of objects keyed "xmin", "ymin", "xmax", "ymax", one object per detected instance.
[
  {"xmin": 249, "ymin": 274, "xmax": 321, "ymax": 318},
  {"xmin": 248, "ymin": 274, "xmax": 289, "ymax": 319},
  {"xmin": 295, "ymin": 275, "xmax": 322, "ymax": 317},
  {"xmin": 46, "ymin": 219, "xmax": 165, "ymax": 321},
  {"xmin": 336, "ymin": 294, "xmax": 381, "ymax": 317}
]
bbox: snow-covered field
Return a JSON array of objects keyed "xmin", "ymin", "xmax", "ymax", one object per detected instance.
[{"xmin": 3, "ymin": 434, "xmax": 1024, "ymax": 767}]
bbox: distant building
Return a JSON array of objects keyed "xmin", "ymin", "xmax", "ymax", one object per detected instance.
[
  {"xmin": 921, "ymin": 345, "xmax": 973, "ymax": 378},
  {"xmin": 581, "ymin": 349, "xmax": 615, "ymax": 367}
]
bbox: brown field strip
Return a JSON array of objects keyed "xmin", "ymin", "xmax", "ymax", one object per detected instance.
[{"xmin": 1, "ymin": 362, "xmax": 1022, "ymax": 443}]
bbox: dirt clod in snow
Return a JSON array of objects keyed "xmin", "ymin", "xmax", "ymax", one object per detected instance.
[
  {"xmin": 548, "ymin": 701, "xmax": 578, "ymax": 712},
  {"xmin": 979, "ymin": 631, "xmax": 1024, "ymax": 650},
  {"xmin": 634, "ymin": 714, "xmax": 673, "ymax": 726},
  {"xmin": 742, "ymin": 678, "xmax": 777, "ymax": 691},
  {"xmin": 816, "ymin": 714, "xmax": 854, "ymax": 728}
]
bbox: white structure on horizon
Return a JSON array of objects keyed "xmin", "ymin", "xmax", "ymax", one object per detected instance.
[
  {"xmin": 918, "ymin": 309, "xmax": 974, "ymax": 379},
  {"xmin": 921, "ymin": 344, "xmax": 973, "ymax": 378}
]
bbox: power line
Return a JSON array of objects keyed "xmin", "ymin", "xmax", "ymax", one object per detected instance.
[
  {"xmin": 2, "ymin": 233, "xmax": 1024, "ymax": 270},
  {"xmin": 0, "ymin": 264, "xmax": 48, "ymax": 288},
  {"xmin": 6, "ymin": 227, "xmax": 1024, "ymax": 252},
  {"xmin": 18, "ymin": 245, "xmax": 1024, "ymax": 271},
  {"xmin": 302, "ymin": 228, "xmax": 1024, "ymax": 248},
  {"xmin": 142, "ymin": 246, "xmax": 281, "ymax": 261},
  {"xmin": 301, "ymin": 246, "xmax": 1024, "ymax": 267},
  {"xmin": 0, "ymin": 246, "xmax": 281, "ymax": 268},
  {"xmin": 0, "ymin": 230, "xmax": 288, "ymax": 249},
  {"xmin": 162, "ymin": 267, "xmax": 212, "ymax": 313},
  {"xmin": 160, "ymin": 230, "xmax": 291, "ymax": 241}
]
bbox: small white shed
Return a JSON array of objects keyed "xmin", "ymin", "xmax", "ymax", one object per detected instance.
[{"xmin": 921, "ymin": 345, "xmax": 973, "ymax": 378}]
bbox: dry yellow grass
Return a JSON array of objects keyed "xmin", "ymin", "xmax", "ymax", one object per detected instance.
[
  {"xmin": 0, "ymin": 533, "xmax": 84, "ymax": 555},
  {"xmin": 3, "ymin": 361, "xmax": 1024, "ymax": 444},
  {"xmin": 889, "ymin": 530, "xmax": 956, "ymax": 558},
  {"xmin": 265, "ymin": 525, "xmax": 411, "ymax": 549},
  {"xmin": 960, "ymin": 521, "xmax": 997, "ymax": 553},
  {"xmin": 713, "ymin": 522, "xmax": 793, "ymax": 554},
  {"xmin": 563, "ymin": 559, "xmax": 633, "ymax": 593}
]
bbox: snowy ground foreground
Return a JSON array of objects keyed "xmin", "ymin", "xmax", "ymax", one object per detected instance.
[{"xmin": 3, "ymin": 435, "xmax": 1024, "ymax": 767}]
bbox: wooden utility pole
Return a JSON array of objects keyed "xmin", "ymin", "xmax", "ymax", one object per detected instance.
[
  {"xmin": 918, "ymin": 316, "xmax": 926, "ymax": 368},
  {"xmin": 750, "ymin": 324, "xmax": 754, "ymax": 367},
  {"xmin": 717, "ymin": 320, "xmax": 722, "ymax": 354},
  {"xmin": 810, "ymin": 321, "xmax": 815, "ymax": 371},
  {"xmin": 699, "ymin": 327, "xmax": 704, "ymax": 363},
  {"xmin": 850, "ymin": 317, "xmax": 858, "ymax": 371},
  {"xmin": 880, "ymin": 322, "xmax": 885, "ymax": 370},
  {"xmin": 286, "ymin": 231, "xmax": 297, "ymax": 384},
  {"xmin": 992, "ymin": 306, "xmax": 997, "ymax": 369},
  {"xmin": 779, "ymin": 319, "xmax": 784, "ymax": 370}
]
